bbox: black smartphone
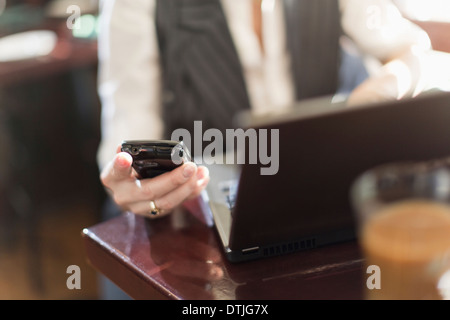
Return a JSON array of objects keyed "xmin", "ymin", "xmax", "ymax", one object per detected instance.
[{"xmin": 121, "ymin": 140, "xmax": 191, "ymax": 179}]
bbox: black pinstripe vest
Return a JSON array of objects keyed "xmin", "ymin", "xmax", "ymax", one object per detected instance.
[{"xmin": 155, "ymin": 0, "xmax": 341, "ymax": 139}]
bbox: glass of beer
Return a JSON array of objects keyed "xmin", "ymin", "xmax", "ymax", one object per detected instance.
[{"xmin": 351, "ymin": 161, "xmax": 450, "ymax": 300}]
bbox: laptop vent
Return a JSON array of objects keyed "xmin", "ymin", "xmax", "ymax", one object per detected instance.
[{"xmin": 262, "ymin": 238, "xmax": 317, "ymax": 257}]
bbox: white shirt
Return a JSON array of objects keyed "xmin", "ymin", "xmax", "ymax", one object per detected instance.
[{"xmin": 97, "ymin": 0, "xmax": 429, "ymax": 168}]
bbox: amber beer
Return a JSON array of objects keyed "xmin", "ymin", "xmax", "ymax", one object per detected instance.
[{"xmin": 361, "ymin": 200, "xmax": 450, "ymax": 300}]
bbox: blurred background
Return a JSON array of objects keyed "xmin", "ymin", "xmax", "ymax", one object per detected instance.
[{"xmin": 0, "ymin": 0, "xmax": 103, "ymax": 299}]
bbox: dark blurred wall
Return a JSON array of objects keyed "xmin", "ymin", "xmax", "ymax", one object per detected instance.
[{"xmin": 0, "ymin": 2, "xmax": 104, "ymax": 297}]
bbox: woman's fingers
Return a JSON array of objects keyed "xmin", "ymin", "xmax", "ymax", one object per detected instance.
[
  {"xmin": 100, "ymin": 152, "xmax": 134, "ymax": 189},
  {"xmin": 103, "ymin": 160, "xmax": 195, "ymax": 201},
  {"xmin": 100, "ymin": 154, "xmax": 211, "ymax": 217},
  {"xmin": 138, "ymin": 162, "xmax": 197, "ymax": 200},
  {"xmin": 126, "ymin": 199, "xmax": 172, "ymax": 218},
  {"xmin": 127, "ymin": 165, "xmax": 210, "ymax": 217},
  {"xmin": 187, "ymin": 166, "xmax": 210, "ymax": 200}
]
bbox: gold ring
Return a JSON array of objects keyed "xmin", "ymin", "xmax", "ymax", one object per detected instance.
[{"xmin": 149, "ymin": 200, "xmax": 160, "ymax": 216}]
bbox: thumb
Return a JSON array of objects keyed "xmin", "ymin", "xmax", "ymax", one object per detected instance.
[{"xmin": 110, "ymin": 152, "xmax": 133, "ymax": 181}]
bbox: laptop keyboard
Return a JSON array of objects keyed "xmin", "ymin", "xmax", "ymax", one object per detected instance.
[{"xmin": 219, "ymin": 180, "xmax": 239, "ymax": 210}]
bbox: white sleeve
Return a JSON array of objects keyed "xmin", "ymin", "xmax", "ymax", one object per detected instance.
[
  {"xmin": 339, "ymin": 0, "xmax": 431, "ymax": 62},
  {"xmin": 97, "ymin": 0, "xmax": 163, "ymax": 170}
]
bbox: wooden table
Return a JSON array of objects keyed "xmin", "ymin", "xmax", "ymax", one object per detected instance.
[{"xmin": 82, "ymin": 207, "xmax": 364, "ymax": 300}]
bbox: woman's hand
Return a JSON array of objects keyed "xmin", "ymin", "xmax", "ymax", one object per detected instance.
[{"xmin": 100, "ymin": 148, "xmax": 210, "ymax": 218}]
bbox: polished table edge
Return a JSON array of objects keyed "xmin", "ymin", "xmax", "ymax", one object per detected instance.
[
  {"xmin": 82, "ymin": 210, "xmax": 365, "ymax": 300},
  {"xmin": 82, "ymin": 227, "xmax": 173, "ymax": 300}
]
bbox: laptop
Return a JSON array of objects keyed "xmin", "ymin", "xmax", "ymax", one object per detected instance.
[{"xmin": 204, "ymin": 91, "xmax": 450, "ymax": 263}]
